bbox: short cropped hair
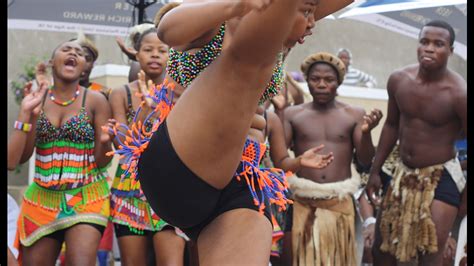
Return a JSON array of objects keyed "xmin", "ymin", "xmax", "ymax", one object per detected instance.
[{"xmin": 422, "ymin": 20, "xmax": 455, "ymax": 46}]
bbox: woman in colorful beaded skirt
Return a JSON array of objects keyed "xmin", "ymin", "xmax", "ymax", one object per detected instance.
[
  {"xmin": 108, "ymin": 27, "xmax": 188, "ymax": 266},
  {"xmin": 14, "ymin": 40, "xmax": 113, "ymax": 265}
]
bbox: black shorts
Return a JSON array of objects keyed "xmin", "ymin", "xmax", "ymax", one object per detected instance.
[
  {"xmin": 113, "ymin": 223, "xmax": 175, "ymax": 238},
  {"xmin": 137, "ymin": 120, "xmax": 272, "ymax": 241},
  {"xmin": 45, "ymin": 222, "xmax": 105, "ymax": 243},
  {"xmin": 381, "ymin": 166, "xmax": 461, "ymax": 207},
  {"xmin": 434, "ymin": 168, "xmax": 462, "ymax": 208}
]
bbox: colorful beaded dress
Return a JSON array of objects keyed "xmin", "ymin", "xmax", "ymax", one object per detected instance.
[
  {"xmin": 15, "ymin": 89, "xmax": 110, "ymax": 249},
  {"xmin": 109, "ymin": 85, "xmax": 167, "ymax": 234}
]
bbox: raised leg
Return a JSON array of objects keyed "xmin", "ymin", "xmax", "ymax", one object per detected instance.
[{"xmin": 166, "ymin": 0, "xmax": 300, "ymax": 189}]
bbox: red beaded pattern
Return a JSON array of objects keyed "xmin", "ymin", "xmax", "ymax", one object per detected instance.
[{"xmin": 49, "ymin": 85, "xmax": 80, "ymax": 106}]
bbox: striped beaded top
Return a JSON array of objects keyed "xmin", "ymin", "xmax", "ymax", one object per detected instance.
[{"xmin": 34, "ymin": 89, "xmax": 107, "ymax": 190}]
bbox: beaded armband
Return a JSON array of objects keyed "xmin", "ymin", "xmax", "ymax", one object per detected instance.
[
  {"xmin": 167, "ymin": 24, "xmax": 225, "ymax": 88},
  {"xmin": 14, "ymin": 121, "xmax": 32, "ymax": 132},
  {"xmin": 259, "ymin": 52, "xmax": 285, "ymax": 104}
]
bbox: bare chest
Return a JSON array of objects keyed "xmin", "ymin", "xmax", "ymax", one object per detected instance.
[
  {"xmin": 291, "ymin": 109, "xmax": 355, "ymax": 144},
  {"xmin": 395, "ymin": 84, "xmax": 456, "ymax": 125}
]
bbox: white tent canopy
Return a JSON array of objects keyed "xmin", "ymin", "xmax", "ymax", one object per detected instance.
[
  {"xmin": 338, "ymin": 0, "xmax": 467, "ymax": 60},
  {"xmin": 339, "ymin": 0, "xmax": 466, "ymax": 18}
]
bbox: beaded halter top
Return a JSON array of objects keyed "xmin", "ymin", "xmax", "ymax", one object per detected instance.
[
  {"xmin": 35, "ymin": 89, "xmax": 105, "ymax": 190},
  {"xmin": 167, "ymin": 23, "xmax": 284, "ymax": 104}
]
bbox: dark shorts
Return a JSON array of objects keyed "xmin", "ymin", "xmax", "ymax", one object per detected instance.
[
  {"xmin": 284, "ymin": 203, "xmax": 293, "ymax": 232},
  {"xmin": 434, "ymin": 168, "xmax": 462, "ymax": 208},
  {"xmin": 381, "ymin": 166, "xmax": 461, "ymax": 208},
  {"xmin": 380, "ymin": 166, "xmax": 461, "ymax": 208},
  {"xmin": 113, "ymin": 223, "xmax": 174, "ymax": 238},
  {"xmin": 45, "ymin": 222, "xmax": 105, "ymax": 243},
  {"xmin": 137, "ymin": 120, "xmax": 272, "ymax": 241}
]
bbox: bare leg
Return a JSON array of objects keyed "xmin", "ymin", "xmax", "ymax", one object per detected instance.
[
  {"xmin": 166, "ymin": 0, "xmax": 300, "ymax": 189},
  {"xmin": 117, "ymin": 235, "xmax": 148, "ymax": 266},
  {"xmin": 372, "ymin": 209, "xmax": 397, "ymax": 266},
  {"xmin": 197, "ymin": 209, "xmax": 273, "ymax": 265},
  {"xmin": 419, "ymin": 200, "xmax": 458, "ymax": 266},
  {"xmin": 64, "ymin": 224, "xmax": 102, "ymax": 266},
  {"xmin": 153, "ymin": 228, "xmax": 186, "ymax": 266},
  {"xmin": 21, "ymin": 237, "xmax": 62, "ymax": 266}
]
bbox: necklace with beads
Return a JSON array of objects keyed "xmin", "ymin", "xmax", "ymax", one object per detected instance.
[{"xmin": 48, "ymin": 85, "xmax": 80, "ymax": 106}]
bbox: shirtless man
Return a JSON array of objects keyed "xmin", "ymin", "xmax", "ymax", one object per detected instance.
[
  {"xmin": 366, "ymin": 20, "xmax": 467, "ymax": 266},
  {"xmin": 283, "ymin": 52, "xmax": 382, "ymax": 265}
]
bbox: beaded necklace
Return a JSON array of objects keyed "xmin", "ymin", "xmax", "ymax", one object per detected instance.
[
  {"xmin": 167, "ymin": 24, "xmax": 284, "ymax": 104},
  {"xmin": 49, "ymin": 85, "xmax": 80, "ymax": 106}
]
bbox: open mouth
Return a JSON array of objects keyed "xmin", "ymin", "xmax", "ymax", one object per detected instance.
[
  {"xmin": 64, "ymin": 57, "xmax": 77, "ymax": 68},
  {"xmin": 298, "ymin": 31, "xmax": 313, "ymax": 44}
]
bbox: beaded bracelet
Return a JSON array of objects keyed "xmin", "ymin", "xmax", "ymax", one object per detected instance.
[
  {"xmin": 14, "ymin": 121, "xmax": 32, "ymax": 132},
  {"xmin": 363, "ymin": 217, "xmax": 376, "ymax": 229}
]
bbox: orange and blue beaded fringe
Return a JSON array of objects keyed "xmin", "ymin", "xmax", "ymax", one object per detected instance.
[
  {"xmin": 236, "ymin": 138, "xmax": 293, "ymax": 214},
  {"xmin": 104, "ymin": 80, "xmax": 290, "ymax": 212},
  {"xmin": 104, "ymin": 80, "xmax": 175, "ymax": 189}
]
